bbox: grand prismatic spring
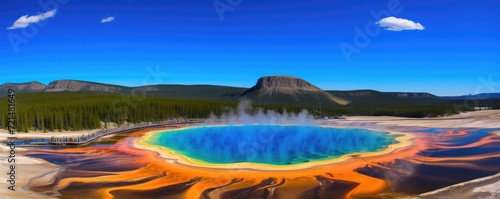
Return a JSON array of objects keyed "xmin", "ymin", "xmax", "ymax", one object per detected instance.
[
  {"xmin": 141, "ymin": 125, "xmax": 400, "ymax": 167},
  {"xmin": 21, "ymin": 116, "xmax": 500, "ymax": 199}
]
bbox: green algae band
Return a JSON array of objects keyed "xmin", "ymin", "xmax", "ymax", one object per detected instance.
[{"xmin": 146, "ymin": 125, "xmax": 397, "ymax": 165}]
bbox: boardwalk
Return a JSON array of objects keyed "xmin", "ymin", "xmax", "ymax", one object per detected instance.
[{"xmin": 43, "ymin": 119, "xmax": 204, "ymax": 146}]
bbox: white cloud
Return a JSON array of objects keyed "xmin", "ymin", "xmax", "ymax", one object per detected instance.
[
  {"xmin": 376, "ymin": 16, "xmax": 424, "ymax": 31},
  {"xmin": 7, "ymin": 9, "xmax": 57, "ymax": 30},
  {"xmin": 100, "ymin": 16, "xmax": 115, "ymax": 23}
]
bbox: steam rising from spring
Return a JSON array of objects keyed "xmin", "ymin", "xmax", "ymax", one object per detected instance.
[{"xmin": 206, "ymin": 99, "xmax": 315, "ymax": 125}]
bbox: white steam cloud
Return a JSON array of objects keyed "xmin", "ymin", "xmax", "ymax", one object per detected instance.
[{"xmin": 206, "ymin": 99, "xmax": 316, "ymax": 125}]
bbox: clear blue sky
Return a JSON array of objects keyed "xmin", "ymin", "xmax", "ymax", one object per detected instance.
[{"xmin": 1, "ymin": 0, "xmax": 498, "ymax": 96}]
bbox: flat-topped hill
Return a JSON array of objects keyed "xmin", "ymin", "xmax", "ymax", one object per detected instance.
[{"xmin": 241, "ymin": 76, "xmax": 349, "ymax": 105}]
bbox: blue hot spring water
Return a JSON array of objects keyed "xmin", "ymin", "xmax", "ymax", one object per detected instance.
[{"xmin": 147, "ymin": 125, "xmax": 397, "ymax": 165}]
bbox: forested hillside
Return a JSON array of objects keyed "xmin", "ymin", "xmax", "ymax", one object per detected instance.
[
  {"xmin": 1, "ymin": 90, "xmax": 499, "ymax": 133},
  {"xmin": 0, "ymin": 92, "xmax": 237, "ymax": 132},
  {"xmin": 2, "ymin": 78, "xmax": 500, "ymax": 128}
]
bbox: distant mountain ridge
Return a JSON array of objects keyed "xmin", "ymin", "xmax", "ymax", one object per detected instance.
[
  {"xmin": 389, "ymin": 92, "xmax": 437, "ymax": 98},
  {"xmin": 1, "ymin": 78, "xmax": 500, "ymax": 105},
  {"xmin": 0, "ymin": 80, "xmax": 247, "ymax": 101},
  {"xmin": 0, "ymin": 81, "xmax": 46, "ymax": 93},
  {"xmin": 442, "ymin": 93, "xmax": 500, "ymax": 99},
  {"xmin": 45, "ymin": 80, "xmax": 128, "ymax": 92}
]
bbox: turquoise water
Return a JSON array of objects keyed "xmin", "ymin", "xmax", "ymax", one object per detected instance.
[{"xmin": 147, "ymin": 125, "xmax": 397, "ymax": 165}]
